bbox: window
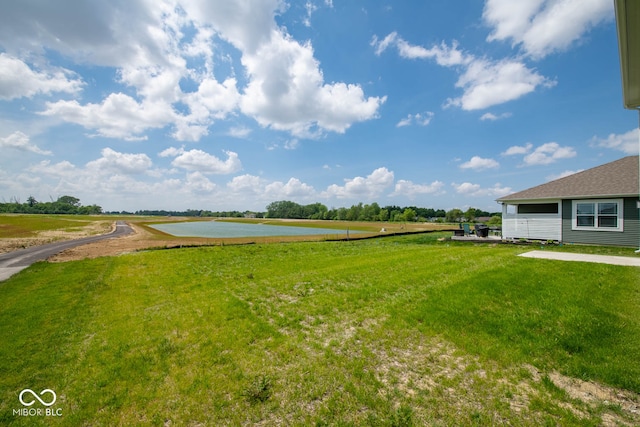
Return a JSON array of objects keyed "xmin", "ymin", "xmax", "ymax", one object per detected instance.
[
  {"xmin": 576, "ymin": 202, "xmax": 595, "ymax": 226},
  {"xmin": 598, "ymin": 203, "xmax": 618, "ymax": 227},
  {"xmin": 572, "ymin": 199, "xmax": 623, "ymax": 231},
  {"xmin": 517, "ymin": 203, "xmax": 559, "ymax": 214}
]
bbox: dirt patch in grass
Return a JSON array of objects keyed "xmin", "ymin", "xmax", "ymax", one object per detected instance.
[
  {"xmin": 0, "ymin": 220, "xmax": 113, "ymax": 254},
  {"xmin": 548, "ymin": 370, "xmax": 640, "ymax": 425},
  {"xmin": 371, "ymin": 335, "xmax": 639, "ymax": 425}
]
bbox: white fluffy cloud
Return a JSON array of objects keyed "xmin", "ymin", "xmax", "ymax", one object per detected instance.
[
  {"xmin": 392, "ymin": 180, "xmax": 445, "ymax": 198},
  {"xmin": 460, "ymin": 156, "xmax": 499, "ymax": 171},
  {"xmin": 227, "ymin": 174, "xmax": 265, "ymax": 194},
  {"xmin": 480, "ymin": 112, "xmax": 512, "ymax": 121},
  {"xmin": 523, "ymin": 142, "xmax": 576, "ymax": 165},
  {"xmin": 323, "ymin": 167, "xmax": 394, "ymax": 199},
  {"xmin": 158, "ymin": 146, "xmax": 186, "ymax": 158},
  {"xmin": 228, "ymin": 126, "xmax": 252, "ymax": 138},
  {"xmin": 502, "ymin": 141, "xmax": 576, "ymax": 166},
  {"xmin": 2, "ymin": 1, "xmax": 383, "ymax": 142},
  {"xmin": 592, "ymin": 128, "xmax": 639, "ymax": 155},
  {"xmin": 373, "ymin": 32, "xmax": 552, "ymax": 111},
  {"xmin": 453, "ymin": 182, "xmax": 512, "ymax": 197},
  {"xmin": 0, "ymin": 131, "xmax": 52, "ymax": 155},
  {"xmin": 447, "ymin": 58, "xmax": 554, "ymax": 110},
  {"xmin": 30, "ymin": 160, "xmax": 77, "ymax": 178},
  {"xmin": 177, "ymin": 77, "xmax": 241, "ymax": 138},
  {"xmin": 0, "ymin": 54, "xmax": 83, "ymax": 101},
  {"xmin": 396, "ymin": 112, "xmax": 434, "ymax": 127},
  {"xmin": 86, "ymin": 148, "xmax": 153, "ymax": 175},
  {"xmin": 164, "ymin": 148, "xmax": 242, "ymax": 174},
  {"xmin": 182, "ymin": 0, "xmax": 283, "ymax": 54},
  {"xmin": 453, "ymin": 182, "xmax": 481, "ymax": 194},
  {"xmin": 185, "ymin": 171, "xmax": 217, "ymax": 193},
  {"xmin": 502, "ymin": 143, "xmax": 533, "ymax": 156},
  {"xmin": 183, "ymin": 0, "xmax": 385, "ymax": 138},
  {"xmin": 225, "ymin": 174, "xmax": 318, "ymax": 202},
  {"xmin": 240, "ymin": 30, "xmax": 385, "ymax": 137},
  {"xmin": 265, "ymin": 178, "xmax": 316, "ymax": 199},
  {"xmin": 483, "ymin": 0, "xmax": 613, "ymax": 59},
  {"xmin": 41, "ymin": 94, "xmax": 174, "ymax": 141},
  {"xmin": 373, "ymin": 33, "xmax": 470, "ymax": 66},
  {"xmin": 25, "ymin": 150, "xmax": 222, "ymax": 209},
  {"xmin": 0, "ymin": 0, "xmax": 170, "ymax": 67},
  {"xmin": 303, "ymin": 1, "xmax": 317, "ymax": 28}
]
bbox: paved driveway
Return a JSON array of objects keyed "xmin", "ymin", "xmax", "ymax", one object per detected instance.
[
  {"xmin": 0, "ymin": 221, "xmax": 133, "ymax": 281},
  {"xmin": 519, "ymin": 250, "xmax": 640, "ymax": 267}
]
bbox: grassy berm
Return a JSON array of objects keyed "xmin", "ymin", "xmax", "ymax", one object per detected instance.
[{"xmin": 1, "ymin": 233, "xmax": 639, "ymax": 426}]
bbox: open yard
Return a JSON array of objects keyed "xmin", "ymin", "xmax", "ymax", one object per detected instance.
[{"xmin": 1, "ymin": 228, "xmax": 639, "ymax": 425}]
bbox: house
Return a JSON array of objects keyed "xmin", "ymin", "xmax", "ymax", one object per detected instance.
[{"xmin": 496, "ymin": 155, "xmax": 640, "ymax": 247}]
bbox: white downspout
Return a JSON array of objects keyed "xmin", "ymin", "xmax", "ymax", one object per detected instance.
[{"xmin": 636, "ymin": 110, "xmax": 640, "ymax": 253}]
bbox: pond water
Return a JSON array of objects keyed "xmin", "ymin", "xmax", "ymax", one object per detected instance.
[{"xmin": 149, "ymin": 220, "xmax": 365, "ymax": 238}]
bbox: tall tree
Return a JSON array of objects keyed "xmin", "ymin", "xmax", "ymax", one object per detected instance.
[
  {"xmin": 446, "ymin": 208, "xmax": 464, "ymax": 223},
  {"xmin": 402, "ymin": 208, "xmax": 417, "ymax": 222},
  {"xmin": 57, "ymin": 195, "xmax": 81, "ymax": 207}
]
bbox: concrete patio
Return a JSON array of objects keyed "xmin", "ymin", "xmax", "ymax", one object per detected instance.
[{"xmin": 450, "ymin": 235, "xmax": 502, "ymax": 243}]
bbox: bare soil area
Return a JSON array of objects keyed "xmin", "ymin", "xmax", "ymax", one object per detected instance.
[
  {"xmin": 48, "ymin": 222, "xmax": 225, "ymax": 262},
  {"xmin": 0, "ymin": 221, "xmax": 113, "ymax": 254},
  {"xmin": 547, "ymin": 369, "xmax": 639, "ymax": 425}
]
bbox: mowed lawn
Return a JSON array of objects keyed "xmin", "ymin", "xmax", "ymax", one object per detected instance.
[{"xmin": 1, "ymin": 234, "xmax": 639, "ymax": 426}]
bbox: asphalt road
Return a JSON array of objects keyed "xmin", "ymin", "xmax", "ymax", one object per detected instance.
[{"xmin": 0, "ymin": 221, "xmax": 133, "ymax": 282}]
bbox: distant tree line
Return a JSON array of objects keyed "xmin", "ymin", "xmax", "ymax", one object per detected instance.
[
  {"xmin": 0, "ymin": 195, "xmax": 102, "ymax": 215},
  {"xmin": 129, "ymin": 209, "xmax": 260, "ymax": 218},
  {"xmin": 1, "ymin": 195, "xmax": 499, "ymax": 224},
  {"xmin": 265, "ymin": 200, "xmax": 499, "ymax": 223}
]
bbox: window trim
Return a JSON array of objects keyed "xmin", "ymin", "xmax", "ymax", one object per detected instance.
[
  {"xmin": 571, "ymin": 199, "xmax": 624, "ymax": 232},
  {"xmin": 503, "ymin": 201, "xmax": 560, "ymax": 217}
]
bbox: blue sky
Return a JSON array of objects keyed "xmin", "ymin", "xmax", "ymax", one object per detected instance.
[{"xmin": 0, "ymin": 0, "xmax": 637, "ymax": 212}]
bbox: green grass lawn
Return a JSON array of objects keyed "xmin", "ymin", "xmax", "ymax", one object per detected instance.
[{"xmin": 1, "ymin": 234, "xmax": 639, "ymax": 425}]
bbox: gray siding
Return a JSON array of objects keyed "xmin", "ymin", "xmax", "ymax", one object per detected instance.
[{"xmin": 561, "ymin": 198, "xmax": 640, "ymax": 247}]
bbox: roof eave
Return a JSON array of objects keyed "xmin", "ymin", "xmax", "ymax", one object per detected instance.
[{"xmin": 497, "ymin": 192, "xmax": 639, "ymax": 203}]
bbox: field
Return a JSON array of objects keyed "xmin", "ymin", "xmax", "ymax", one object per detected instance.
[
  {"xmin": 0, "ymin": 214, "xmax": 113, "ymax": 253},
  {"xmin": 0, "ymin": 214, "xmax": 454, "ymax": 260},
  {"xmin": 1, "ymin": 216, "xmax": 639, "ymax": 425}
]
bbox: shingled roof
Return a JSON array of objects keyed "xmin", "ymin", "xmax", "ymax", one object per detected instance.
[{"xmin": 497, "ymin": 155, "xmax": 639, "ymax": 202}]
